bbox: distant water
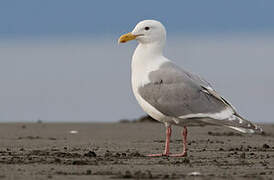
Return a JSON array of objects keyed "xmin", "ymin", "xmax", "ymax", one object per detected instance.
[{"xmin": 0, "ymin": 34, "xmax": 273, "ymax": 123}]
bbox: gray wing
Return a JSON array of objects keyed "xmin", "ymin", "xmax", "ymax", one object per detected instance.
[
  {"xmin": 138, "ymin": 62, "xmax": 263, "ymax": 133},
  {"xmin": 138, "ymin": 62, "xmax": 231, "ymax": 118}
]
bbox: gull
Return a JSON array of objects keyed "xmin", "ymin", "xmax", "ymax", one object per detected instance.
[{"xmin": 118, "ymin": 20, "xmax": 262, "ymax": 157}]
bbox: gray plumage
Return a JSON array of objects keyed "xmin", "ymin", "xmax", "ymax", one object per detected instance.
[
  {"xmin": 139, "ymin": 62, "xmax": 226, "ymax": 117},
  {"xmin": 138, "ymin": 62, "xmax": 262, "ymax": 133}
]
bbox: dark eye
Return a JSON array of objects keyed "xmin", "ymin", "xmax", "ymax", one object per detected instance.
[{"xmin": 144, "ymin": 27, "xmax": 150, "ymax": 31}]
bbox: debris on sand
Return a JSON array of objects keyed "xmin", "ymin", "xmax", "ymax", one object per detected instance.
[
  {"xmin": 188, "ymin": 171, "xmax": 202, "ymax": 176},
  {"xmin": 84, "ymin": 151, "xmax": 97, "ymax": 157},
  {"xmin": 116, "ymin": 170, "xmax": 153, "ymax": 179},
  {"xmin": 69, "ymin": 130, "xmax": 78, "ymax": 134},
  {"xmin": 240, "ymin": 152, "xmax": 246, "ymax": 159},
  {"xmin": 104, "ymin": 150, "xmax": 113, "ymax": 157},
  {"xmin": 86, "ymin": 169, "xmax": 92, "ymax": 175},
  {"xmin": 262, "ymin": 144, "xmax": 270, "ymax": 149},
  {"xmin": 18, "ymin": 136, "xmax": 41, "ymax": 140}
]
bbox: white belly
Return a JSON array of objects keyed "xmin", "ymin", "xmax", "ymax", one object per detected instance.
[{"xmin": 131, "ymin": 62, "xmax": 173, "ymax": 124}]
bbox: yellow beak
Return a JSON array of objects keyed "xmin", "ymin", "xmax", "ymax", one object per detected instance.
[{"xmin": 118, "ymin": 32, "xmax": 137, "ymax": 43}]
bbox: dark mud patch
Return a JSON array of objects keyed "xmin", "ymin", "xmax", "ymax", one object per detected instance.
[
  {"xmin": 208, "ymin": 131, "xmax": 243, "ymax": 136},
  {"xmin": 113, "ymin": 170, "xmax": 185, "ymax": 179},
  {"xmin": 17, "ymin": 136, "xmax": 58, "ymax": 140}
]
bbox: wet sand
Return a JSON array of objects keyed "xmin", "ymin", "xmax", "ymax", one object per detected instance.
[{"xmin": 0, "ymin": 122, "xmax": 273, "ymax": 179}]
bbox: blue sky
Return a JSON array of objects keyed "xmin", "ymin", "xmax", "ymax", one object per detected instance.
[
  {"xmin": 1, "ymin": 0, "xmax": 274, "ymax": 37},
  {"xmin": 0, "ymin": 1, "xmax": 273, "ymax": 122}
]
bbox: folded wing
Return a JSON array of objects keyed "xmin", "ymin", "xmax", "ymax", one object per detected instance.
[{"xmin": 138, "ymin": 62, "xmax": 262, "ymax": 133}]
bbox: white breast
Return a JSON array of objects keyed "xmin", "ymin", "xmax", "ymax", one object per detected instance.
[{"xmin": 131, "ymin": 46, "xmax": 171, "ymax": 124}]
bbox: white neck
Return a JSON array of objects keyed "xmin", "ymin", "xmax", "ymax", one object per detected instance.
[
  {"xmin": 132, "ymin": 42, "xmax": 165, "ymax": 69},
  {"xmin": 135, "ymin": 41, "xmax": 164, "ymax": 56},
  {"xmin": 131, "ymin": 42, "xmax": 170, "ymax": 87}
]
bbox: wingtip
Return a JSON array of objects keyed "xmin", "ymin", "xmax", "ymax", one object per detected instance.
[{"xmin": 227, "ymin": 124, "xmax": 263, "ymax": 134}]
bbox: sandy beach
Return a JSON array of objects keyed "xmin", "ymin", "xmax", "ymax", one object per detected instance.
[{"xmin": 0, "ymin": 122, "xmax": 273, "ymax": 179}]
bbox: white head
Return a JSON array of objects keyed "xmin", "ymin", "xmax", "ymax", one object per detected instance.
[{"xmin": 119, "ymin": 20, "xmax": 166, "ymax": 45}]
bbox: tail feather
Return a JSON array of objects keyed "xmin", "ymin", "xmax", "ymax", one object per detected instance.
[
  {"xmin": 227, "ymin": 126, "xmax": 255, "ymax": 133},
  {"xmin": 225, "ymin": 114, "xmax": 263, "ymax": 134}
]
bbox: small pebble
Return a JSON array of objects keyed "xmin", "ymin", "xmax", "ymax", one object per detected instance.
[{"xmin": 69, "ymin": 130, "xmax": 78, "ymax": 134}]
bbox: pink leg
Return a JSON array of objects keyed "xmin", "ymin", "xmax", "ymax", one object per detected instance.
[
  {"xmin": 147, "ymin": 125, "xmax": 172, "ymax": 157},
  {"xmin": 170, "ymin": 126, "xmax": 187, "ymax": 157}
]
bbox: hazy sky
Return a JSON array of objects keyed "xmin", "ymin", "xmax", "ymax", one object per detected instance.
[
  {"xmin": 0, "ymin": 1, "xmax": 274, "ymax": 122},
  {"xmin": 1, "ymin": 0, "xmax": 274, "ymax": 36}
]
